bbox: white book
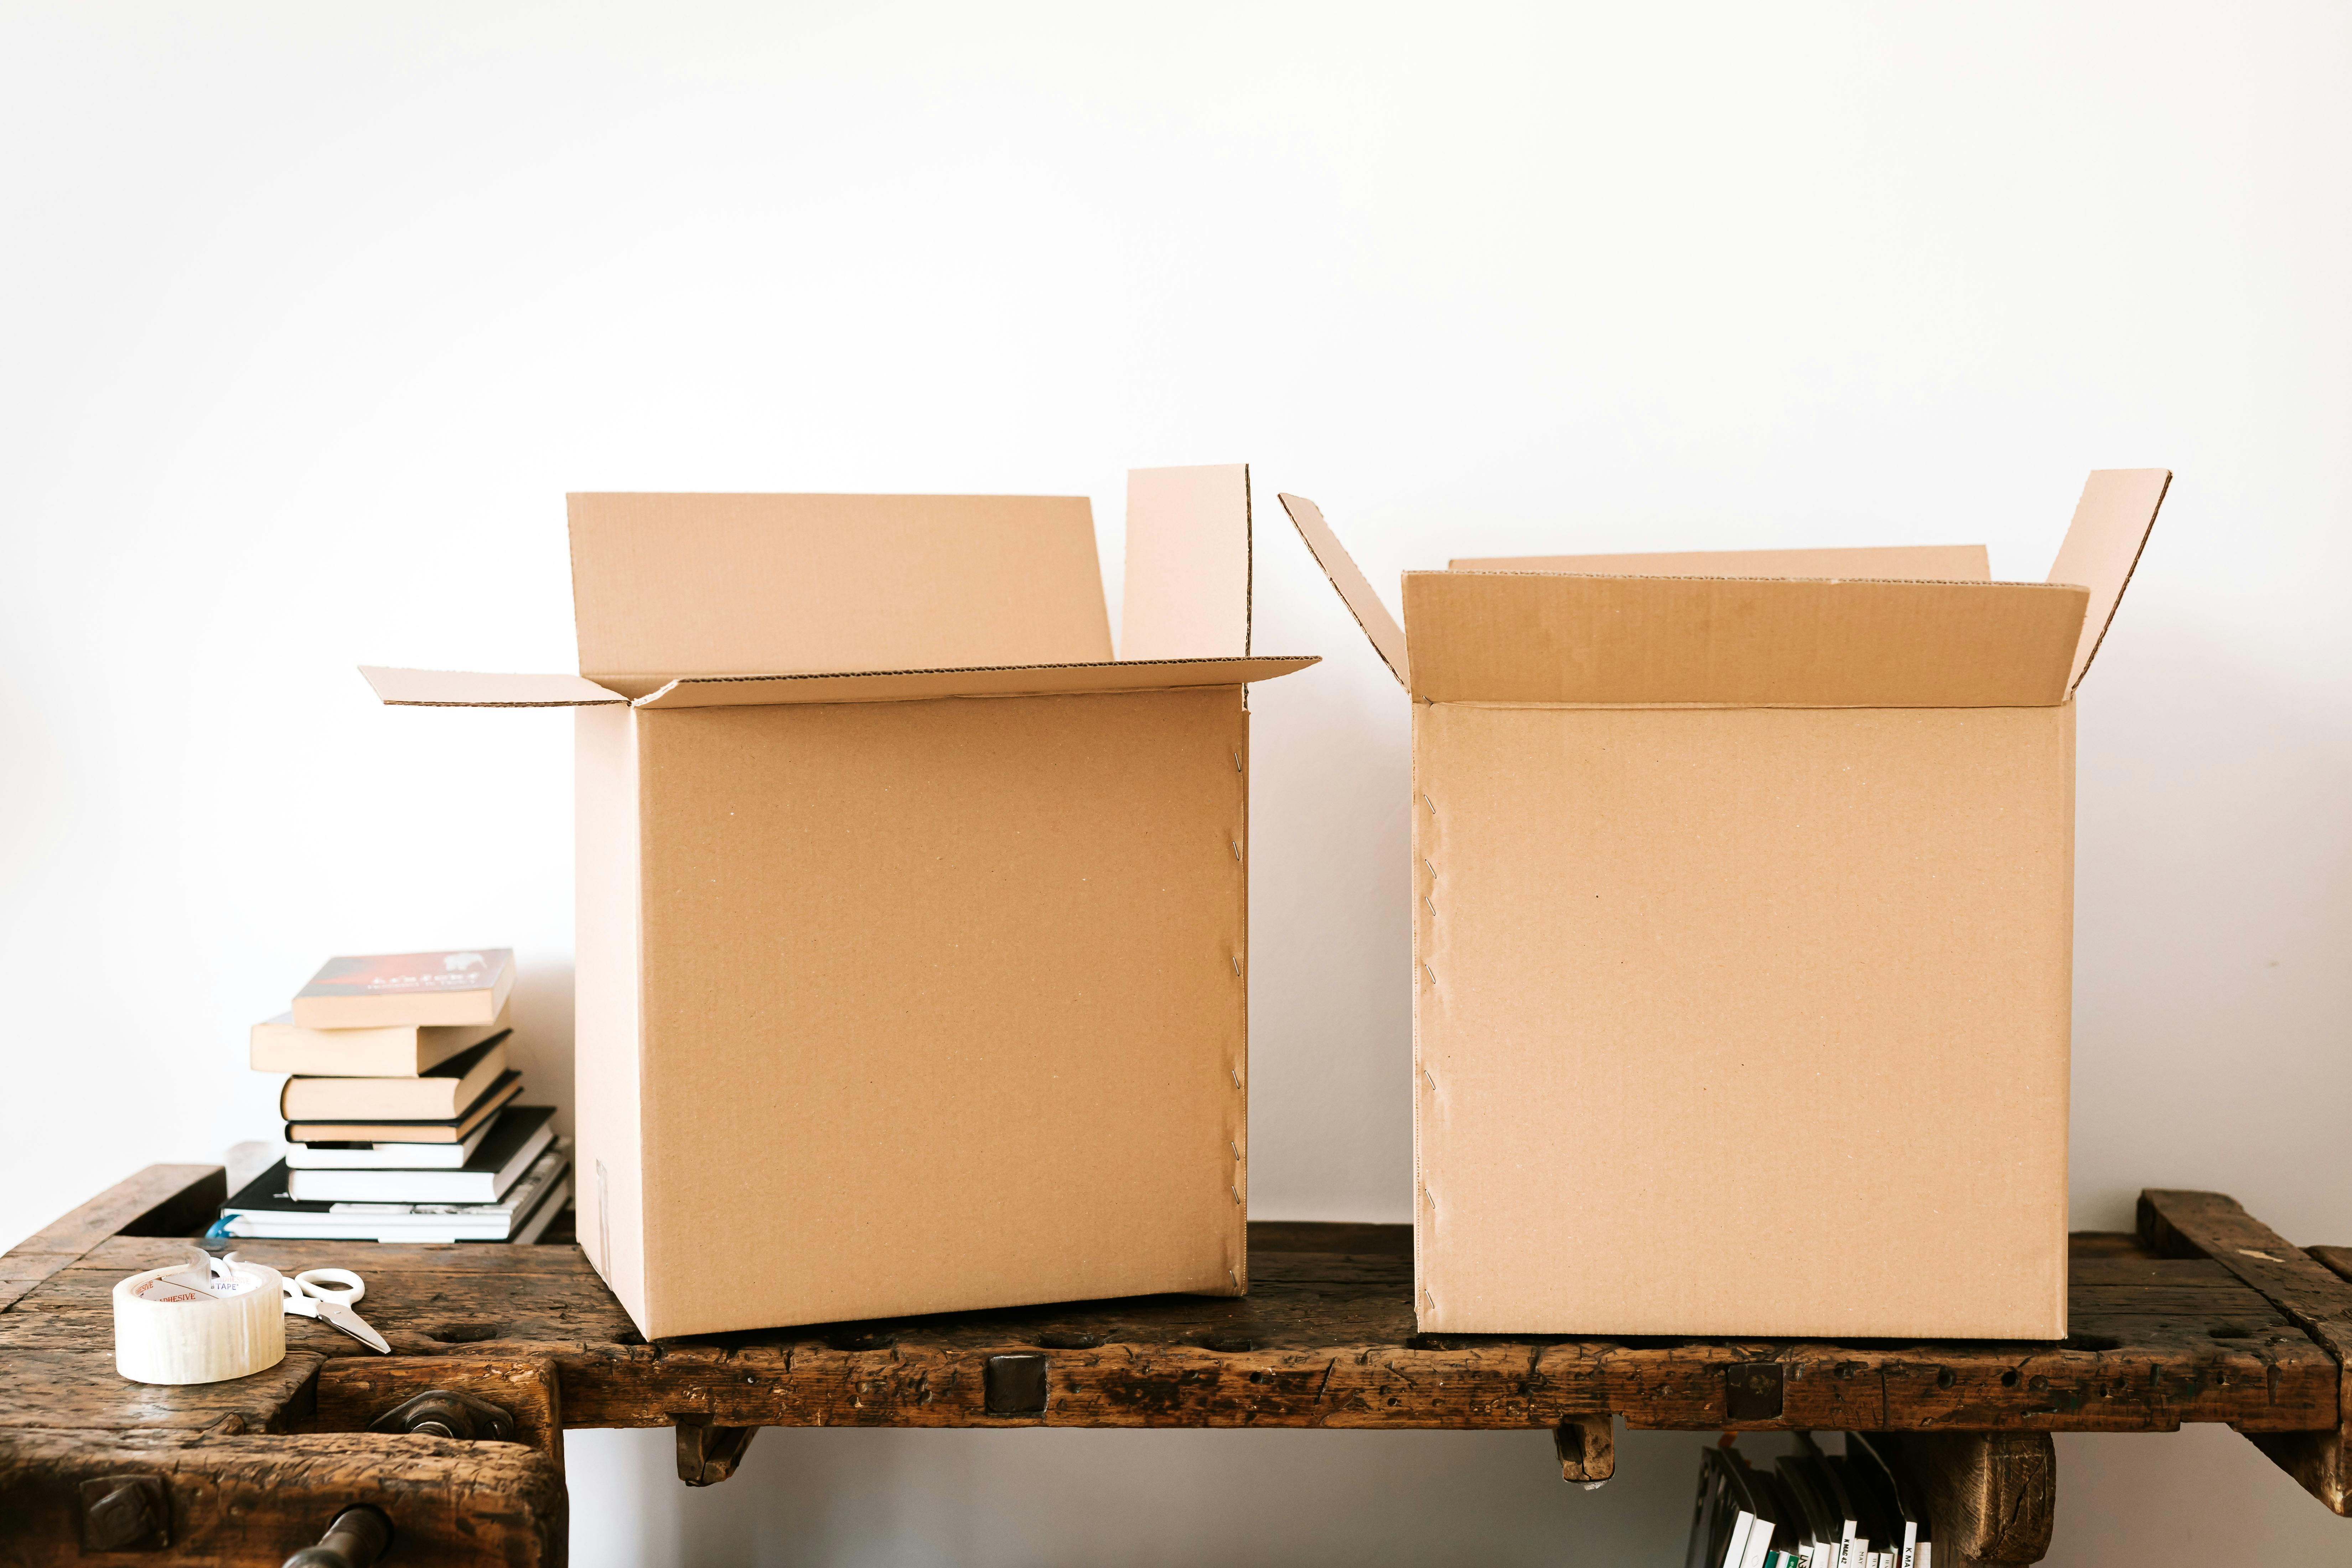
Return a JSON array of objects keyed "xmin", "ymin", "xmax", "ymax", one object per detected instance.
[
  {"xmin": 227, "ymin": 1145, "xmax": 567, "ymax": 1242},
  {"xmin": 287, "ymin": 1122, "xmax": 490, "ymax": 1169},
  {"xmin": 1720, "ymin": 1513, "xmax": 1755, "ymax": 1568},
  {"xmin": 1740, "ymin": 1522, "xmax": 1773, "ymax": 1568},
  {"xmin": 287, "ymin": 1109, "xmax": 552, "ymax": 1204},
  {"xmin": 512, "ymin": 1174, "xmax": 571, "ymax": 1243}
]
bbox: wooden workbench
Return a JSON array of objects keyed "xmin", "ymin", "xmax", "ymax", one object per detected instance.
[{"xmin": 2, "ymin": 1170, "xmax": 2347, "ymax": 1565}]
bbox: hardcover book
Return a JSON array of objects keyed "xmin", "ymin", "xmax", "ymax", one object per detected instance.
[
  {"xmin": 279, "ymin": 1035, "xmax": 510, "ymax": 1122},
  {"xmin": 251, "ymin": 1008, "xmax": 509, "ymax": 1078},
  {"xmin": 284, "ymin": 1070, "xmax": 522, "ymax": 1144}
]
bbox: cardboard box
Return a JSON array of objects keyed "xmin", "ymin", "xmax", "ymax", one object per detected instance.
[
  {"xmin": 1279, "ymin": 471, "xmax": 2171, "ymax": 1340},
  {"xmin": 362, "ymin": 466, "xmax": 1315, "ymax": 1337}
]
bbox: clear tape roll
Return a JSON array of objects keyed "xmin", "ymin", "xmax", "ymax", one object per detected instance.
[{"xmin": 113, "ymin": 1259, "xmax": 287, "ymax": 1385}]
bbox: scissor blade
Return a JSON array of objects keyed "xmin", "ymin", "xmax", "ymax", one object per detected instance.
[{"xmin": 318, "ymin": 1300, "xmax": 391, "ymax": 1354}]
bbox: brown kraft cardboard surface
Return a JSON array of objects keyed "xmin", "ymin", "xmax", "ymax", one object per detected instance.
[
  {"xmin": 1283, "ymin": 470, "xmax": 2169, "ymax": 1340},
  {"xmin": 363, "ymin": 468, "xmax": 1314, "ymax": 1337}
]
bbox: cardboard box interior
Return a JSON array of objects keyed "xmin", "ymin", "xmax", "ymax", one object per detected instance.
[
  {"xmin": 1278, "ymin": 471, "xmax": 2170, "ymax": 1339},
  {"xmin": 362, "ymin": 465, "xmax": 1315, "ymax": 1336}
]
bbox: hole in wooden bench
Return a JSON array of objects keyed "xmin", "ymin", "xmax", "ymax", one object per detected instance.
[{"xmin": 433, "ymin": 1323, "xmax": 502, "ymax": 1343}]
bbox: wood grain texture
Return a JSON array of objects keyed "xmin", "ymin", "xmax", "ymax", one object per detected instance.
[
  {"xmin": 0, "ymin": 1165, "xmax": 224, "ymax": 1313},
  {"xmin": 674, "ymin": 1419, "xmax": 758, "ymax": 1486},
  {"xmin": 1553, "ymin": 1416, "xmax": 1612, "ymax": 1482},
  {"xmin": 312, "ymin": 1356, "xmax": 563, "ymax": 1471},
  {"xmin": 2138, "ymin": 1190, "xmax": 2352, "ymax": 1516},
  {"xmin": 1877, "ymin": 1430, "xmax": 2057, "ymax": 1566},
  {"xmin": 5, "ymin": 1171, "xmax": 2348, "ymax": 1561},
  {"xmin": 0, "ymin": 1347, "xmax": 328, "ymax": 1436},
  {"xmin": 2, "ymin": 1230, "xmax": 2336, "ymax": 1438},
  {"xmin": 0, "ymin": 1427, "xmax": 563, "ymax": 1567}
]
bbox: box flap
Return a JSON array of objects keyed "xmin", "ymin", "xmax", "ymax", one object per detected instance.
[
  {"xmin": 628, "ymin": 655, "xmax": 1319, "ymax": 709},
  {"xmin": 1120, "ymin": 464, "xmax": 1252, "ymax": 660},
  {"xmin": 359, "ymin": 667, "xmax": 628, "ymax": 708},
  {"xmin": 1449, "ymin": 543, "xmax": 1992, "ymax": 580},
  {"xmin": 567, "ymin": 492, "xmax": 1114, "ymax": 684},
  {"xmin": 1275, "ymin": 492, "xmax": 1408, "ymax": 687},
  {"xmin": 2046, "ymin": 468, "xmax": 2170, "ymax": 692},
  {"xmin": 1402, "ymin": 573, "xmax": 2088, "ymax": 707}
]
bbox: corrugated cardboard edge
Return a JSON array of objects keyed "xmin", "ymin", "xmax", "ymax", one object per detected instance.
[
  {"xmin": 355, "ymin": 660, "xmax": 1317, "ymax": 711},
  {"xmin": 360, "ymin": 667, "xmax": 628, "ymax": 708},
  {"xmin": 1121, "ymin": 464, "xmax": 1253, "ymax": 662},
  {"xmin": 2048, "ymin": 469, "xmax": 2171, "ymax": 692},
  {"xmin": 575, "ymin": 707, "xmax": 651, "ymax": 1336},
  {"xmin": 1229, "ymin": 705, "xmax": 1251, "ymax": 1297},
  {"xmin": 1449, "ymin": 543, "xmax": 1994, "ymax": 580},
  {"xmin": 629, "ymin": 656, "xmax": 1317, "ymax": 709},
  {"xmin": 1276, "ymin": 493, "xmax": 1408, "ymax": 687}
]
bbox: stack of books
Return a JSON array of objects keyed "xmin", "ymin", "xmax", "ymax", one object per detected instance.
[
  {"xmin": 1684, "ymin": 1434, "xmax": 1934, "ymax": 1568},
  {"xmin": 216, "ymin": 949, "xmax": 571, "ymax": 1244}
]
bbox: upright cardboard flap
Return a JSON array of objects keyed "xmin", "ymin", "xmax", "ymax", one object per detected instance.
[
  {"xmin": 1402, "ymin": 573, "xmax": 2088, "ymax": 707},
  {"xmin": 629, "ymin": 656, "xmax": 1317, "ymax": 709},
  {"xmin": 567, "ymin": 493, "xmax": 1114, "ymax": 685},
  {"xmin": 1451, "ymin": 543, "xmax": 1993, "ymax": 580},
  {"xmin": 1276, "ymin": 493, "xmax": 1408, "ymax": 687},
  {"xmin": 1121, "ymin": 464, "xmax": 1252, "ymax": 660},
  {"xmin": 2047, "ymin": 469, "xmax": 2171, "ymax": 691},
  {"xmin": 359, "ymin": 667, "xmax": 628, "ymax": 708}
]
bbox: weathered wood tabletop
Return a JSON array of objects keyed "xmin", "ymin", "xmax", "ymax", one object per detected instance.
[{"xmin": 2, "ymin": 1169, "xmax": 2347, "ymax": 1566}]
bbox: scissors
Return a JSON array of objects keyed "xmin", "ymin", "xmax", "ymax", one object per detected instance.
[{"xmin": 269, "ymin": 1264, "xmax": 392, "ymax": 1355}]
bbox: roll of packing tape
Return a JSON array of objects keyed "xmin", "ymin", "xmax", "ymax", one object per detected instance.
[{"xmin": 113, "ymin": 1258, "xmax": 287, "ymax": 1385}]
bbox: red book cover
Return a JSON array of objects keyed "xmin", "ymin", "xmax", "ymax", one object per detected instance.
[{"xmin": 291, "ymin": 949, "xmax": 516, "ymax": 1028}]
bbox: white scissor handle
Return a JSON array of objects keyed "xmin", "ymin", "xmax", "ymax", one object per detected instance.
[{"xmin": 293, "ymin": 1267, "xmax": 366, "ymax": 1306}]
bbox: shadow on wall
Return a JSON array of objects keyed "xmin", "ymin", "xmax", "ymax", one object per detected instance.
[
  {"xmin": 564, "ymin": 1424, "xmax": 1696, "ymax": 1568},
  {"xmin": 2069, "ymin": 608, "xmax": 2352, "ymax": 1238},
  {"xmin": 561, "ymin": 1422, "xmax": 2352, "ymax": 1568},
  {"xmin": 504, "ymin": 958, "xmax": 576, "ymax": 1142}
]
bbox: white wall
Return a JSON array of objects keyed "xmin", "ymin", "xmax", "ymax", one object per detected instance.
[{"xmin": 4, "ymin": 3, "xmax": 2347, "ymax": 1562}]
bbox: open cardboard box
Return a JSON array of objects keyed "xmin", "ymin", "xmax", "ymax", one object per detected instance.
[
  {"xmin": 1281, "ymin": 470, "xmax": 2171, "ymax": 1340},
  {"xmin": 363, "ymin": 466, "xmax": 1315, "ymax": 1337}
]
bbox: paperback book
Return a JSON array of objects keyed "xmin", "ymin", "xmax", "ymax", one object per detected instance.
[
  {"xmin": 286, "ymin": 1107, "xmax": 555, "ymax": 1204},
  {"xmin": 220, "ymin": 1143, "xmax": 571, "ymax": 1243},
  {"xmin": 291, "ymin": 949, "xmax": 516, "ymax": 1029}
]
